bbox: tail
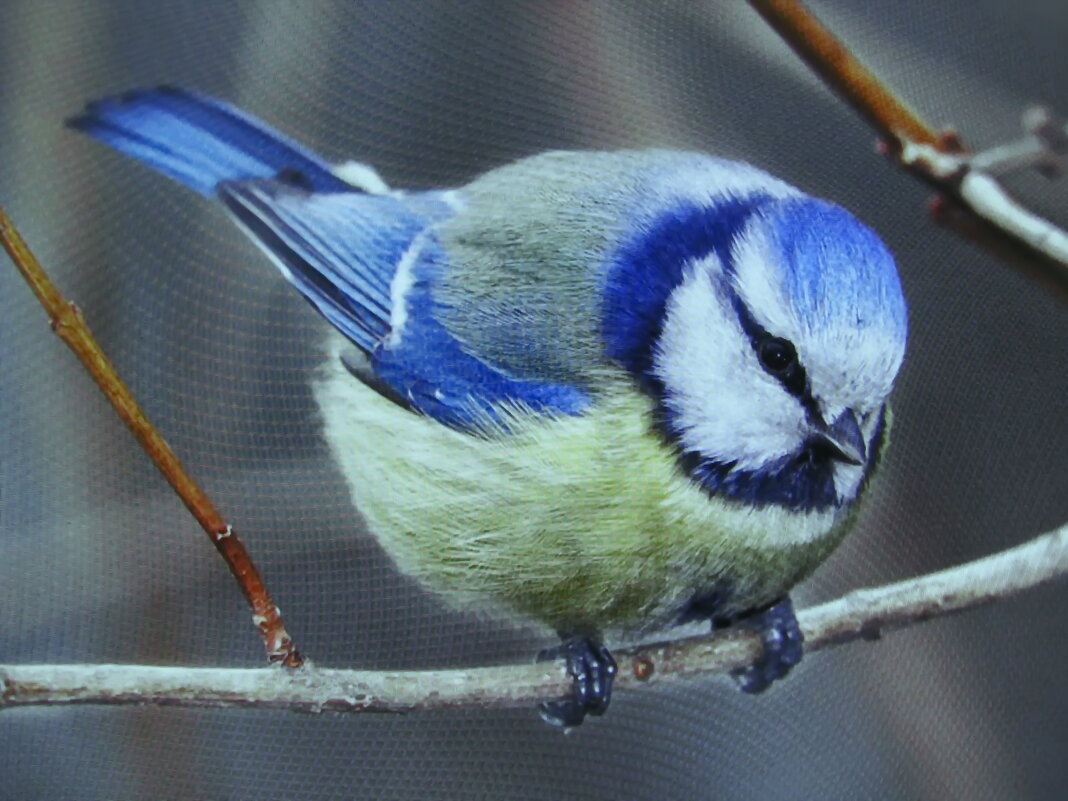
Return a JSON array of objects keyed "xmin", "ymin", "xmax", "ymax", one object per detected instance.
[
  {"xmin": 67, "ymin": 86, "xmax": 356, "ymax": 196},
  {"xmin": 68, "ymin": 86, "xmax": 460, "ymax": 362}
]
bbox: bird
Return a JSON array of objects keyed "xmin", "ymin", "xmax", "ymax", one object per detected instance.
[{"xmin": 68, "ymin": 87, "xmax": 908, "ymax": 727}]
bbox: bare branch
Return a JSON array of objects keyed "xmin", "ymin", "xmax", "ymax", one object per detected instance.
[
  {"xmin": 748, "ymin": 0, "xmax": 1068, "ymax": 298},
  {"xmin": 747, "ymin": 0, "xmax": 941, "ymax": 148},
  {"xmin": 4, "ymin": 6, "xmax": 1066, "ymax": 713},
  {"xmin": 0, "ymin": 207, "xmax": 303, "ymax": 668},
  {"xmin": 902, "ymin": 141, "xmax": 1068, "ymax": 267},
  {"xmin": 4, "ymin": 522, "xmax": 1065, "ymax": 714}
]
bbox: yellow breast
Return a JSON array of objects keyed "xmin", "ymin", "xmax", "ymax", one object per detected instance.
[{"xmin": 314, "ymin": 343, "xmax": 857, "ymax": 633}]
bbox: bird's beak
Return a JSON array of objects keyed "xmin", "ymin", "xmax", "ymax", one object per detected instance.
[{"xmin": 811, "ymin": 408, "xmax": 866, "ymax": 466}]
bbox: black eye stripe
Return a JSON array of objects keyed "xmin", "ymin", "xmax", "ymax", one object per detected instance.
[{"xmin": 728, "ymin": 290, "xmax": 821, "ymax": 420}]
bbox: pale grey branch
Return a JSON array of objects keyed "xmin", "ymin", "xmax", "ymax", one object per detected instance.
[
  {"xmin": 3, "ymin": 522, "xmax": 1066, "ymax": 714},
  {"xmin": 900, "ymin": 106, "xmax": 1068, "ymax": 274}
]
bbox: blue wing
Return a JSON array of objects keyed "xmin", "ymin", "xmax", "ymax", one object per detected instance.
[
  {"xmin": 220, "ymin": 180, "xmax": 589, "ymax": 427},
  {"xmin": 68, "ymin": 87, "xmax": 590, "ymax": 430},
  {"xmin": 218, "ymin": 179, "xmax": 435, "ymax": 352}
]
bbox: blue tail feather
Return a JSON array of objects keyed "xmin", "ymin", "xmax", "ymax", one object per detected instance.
[
  {"xmin": 68, "ymin": 86, "xmax": 407, "ymax": 356},
  {"xmin": 68, "ymin": 86, "xmax": 593, "ymax": 430},
  {"xmin": 67, "ymin": 86, "xmax": 353, "ymax": 195}
]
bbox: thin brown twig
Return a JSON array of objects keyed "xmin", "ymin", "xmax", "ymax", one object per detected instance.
[
  {"xmin": 2, "ymin": 521, "xmax": 1065, "ymax": 713},
  {"xmin": 0, "ymin": 207, "xmax": 303, "ymax": 668},
  {"xmin": 748, "ymin": 0, "xmax": 1068, "ymax": 298},
  {"xmin": 748, "ymin": 0, "xmax": 942, "ymax": 150}
]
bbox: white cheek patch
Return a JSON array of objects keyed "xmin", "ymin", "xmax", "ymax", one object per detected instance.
[{"xmin": 653, "ymin": 254, "xmax": 806, "ymax": 471}]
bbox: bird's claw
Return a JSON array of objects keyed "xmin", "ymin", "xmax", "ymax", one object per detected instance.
[
  {"xmin": 732, "ymin": 596, "xmax": 804, "ymax": 694},
  {"xmin": 537, "ymin": 636, "xmax": 617, "ymax": 727}
]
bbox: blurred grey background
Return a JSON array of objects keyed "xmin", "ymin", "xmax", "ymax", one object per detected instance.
[{"xmin": 1, "ymin": 1, "xmax": 1066, "ymax": 799}]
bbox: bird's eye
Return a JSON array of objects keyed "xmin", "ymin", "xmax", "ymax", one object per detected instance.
[{"xmin": 758, "ymin": 337, "xmax": 797, "ymax": 375}]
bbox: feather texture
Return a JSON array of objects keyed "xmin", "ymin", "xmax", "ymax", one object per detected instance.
[
  {"xmin": 68, "ymin": 88, "xmax": 590, "ymax": 429},
  {"xmin": 316, "ymin": 336, "xmax": 877, "ymax": 631},
  {"xmin": 69, "ymin": 87, "xmax": 908, "ymax": 641}
]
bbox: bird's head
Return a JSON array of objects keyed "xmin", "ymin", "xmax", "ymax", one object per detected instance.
[{"xmin": 605, "ymin": 192, "xmax": 907, "ymax": 513}]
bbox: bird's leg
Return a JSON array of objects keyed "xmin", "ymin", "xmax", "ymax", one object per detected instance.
[
  {"xmin": 678, "ymin": 589, "xmax": 803, "ymax": 692},
  {"xmin": 729, "ymin": 595, "xmax": 804, "ymax": 694},
  {"xmin": 536, "ymin": 633, "xmax": 617, "ymax": 727}
]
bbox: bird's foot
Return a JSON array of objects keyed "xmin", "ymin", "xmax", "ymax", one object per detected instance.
[
  {"xmin": 537, "ymin": 635, "xmax": 617, "ymax": 728},
  {"xmin": 731, "ymin": 596, "xmax": 804, "ymax": 694}
]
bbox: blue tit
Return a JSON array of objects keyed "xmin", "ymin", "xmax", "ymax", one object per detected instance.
[{"xmin": 69, "ymin": 87, "xmax": 907, "ymax": 727}]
